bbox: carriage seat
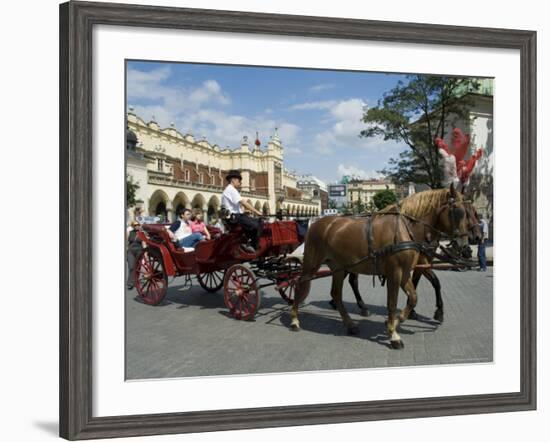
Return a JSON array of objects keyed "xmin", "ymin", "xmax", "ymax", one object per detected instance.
[{"xmin": 157, "ymin": 227, "xmax": 195, "ymax": 253}]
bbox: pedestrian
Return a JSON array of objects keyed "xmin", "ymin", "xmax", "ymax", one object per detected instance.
[
  {"xmin": 167, "ymin": 208, "xmax": 203, "ymax": 248},
  {"xmin": 477, "ymin": 213, "xmax": 489, "ymax": 271},
  {"xmin": 126, "ymin": 220, "xmax": 143, "ymax": 289},
  {"xmin": 221, "ymin": 169, "xmax": 263, "ymax": 253},
  {"xmin": 134, "ymin": 207, "xmax": 145, "ymax": 224},
  {"xmin": 210, "ymin": 215, "xmax": 225, "ymax": 234}
]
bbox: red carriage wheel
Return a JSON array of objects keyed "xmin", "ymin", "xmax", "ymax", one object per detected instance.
[
  {"xmin": 197, "ymin": 269, "xmax": 226, "ymax": 293},
  {"xmin": 223, "ymin": 264, "xmax": 260, "ymax": 320},
  {"xmin": 134, "ymin": 249, "xmax": 168, "ymax": 305},
  {"xmin": 277, "ymin": 257, "xmax": 302, "ymax": 304}
]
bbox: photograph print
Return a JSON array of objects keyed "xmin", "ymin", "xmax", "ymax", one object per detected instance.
[{"xmin": 125, "ymin": 60, "xmax": 494, "ymax": 380}]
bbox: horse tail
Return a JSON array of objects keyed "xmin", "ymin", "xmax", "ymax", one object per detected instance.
[{"xmin": 295, "ymin": 221, "xmax": 327, "ymax": 304}]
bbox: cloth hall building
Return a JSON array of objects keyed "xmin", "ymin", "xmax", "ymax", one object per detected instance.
[{"xmin": 126, "ymin": 110, "xmax": 323, "ymax": 223}]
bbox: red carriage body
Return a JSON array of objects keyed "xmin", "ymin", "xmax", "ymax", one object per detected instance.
[{"xmin": 133, "ymin": 219, "xmax": 304, "ymax": 319}]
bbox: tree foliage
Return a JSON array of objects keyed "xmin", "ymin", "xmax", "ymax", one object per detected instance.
[
  {"xmin": 352, "ymin": 196, "xmax": 365, "ymax": 215},
  {"xmin": 361, "ymin": 75, "xmax": 480, "ymax": 188},
  {"xmin": 126, "ymin": 174, "xmax": 140, "ymax": 208},
  {"xmin": 372, "ymin": 189, "xmax": 398, "ymax": 210}
]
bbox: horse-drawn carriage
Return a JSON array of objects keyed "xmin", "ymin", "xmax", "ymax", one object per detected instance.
[
  {"xmin": 133, "ymin": 185, "xmax": 481, "ymax": 348},
  {"xmin": 133, "ymin": 218, "xmax": 310, "ymax": 320}
]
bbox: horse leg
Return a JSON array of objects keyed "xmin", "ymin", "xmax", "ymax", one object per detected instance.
[
  {"xmin": 328, "ymin": 272, "xmax": 370, "ymax": 317},
  {"xmin": 330, "ymin": 270, "xmax": 360, "ymax": 335},
  {"xmin": 386, "ymin": 269, "xmax": 404, "ymax": 349},
  {"xmin": 398, "ymin": 278, "xmax": 418, "ymax": 323},
  {"xmin": 423, "ymin": 269, "xmax": 444, "ymax": 322},
  {"xmin": 409, "ymin": 269, "xmax": 422, "ymax": 320},
  {"xmin": 290, "ymin": 246, "xmax": 324, "ymax": 332},
  {"xmin": 291, "ymin": 275, "xmax": 311, "ymax": 331},
  {"xmin": 349, "ymin": 272, "xmax": 370, "ymax": 317}
]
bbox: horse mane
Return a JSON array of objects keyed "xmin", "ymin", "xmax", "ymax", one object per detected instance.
[{"xmin": 379, "ymin": 188, "xmax": 462, "ymax": 218}]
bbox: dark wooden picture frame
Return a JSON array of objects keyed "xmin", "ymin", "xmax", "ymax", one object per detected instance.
[{"xmin": 59, "ymin": 1, "xmax": 536, "ymax": 439}]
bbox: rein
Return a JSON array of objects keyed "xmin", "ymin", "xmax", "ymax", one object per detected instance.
[
  {"xmin": 296, "ymin": 199, "xmax": 474, "ymax": 285},
  {"xmin": 377, "ymin": 198, "xmax": 470, "ymax": 242}
]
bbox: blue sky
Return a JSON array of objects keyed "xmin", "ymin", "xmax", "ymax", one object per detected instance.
[{"xmin": 126, "ymin": 60, "xmax": 408, "ymax": 183}]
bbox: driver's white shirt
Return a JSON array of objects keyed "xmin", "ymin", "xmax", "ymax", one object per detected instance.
[{"xmin": 221, "ymin": 184, "xmax": 243, "ymax": 214}]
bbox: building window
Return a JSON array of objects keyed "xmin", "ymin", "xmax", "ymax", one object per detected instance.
[
  {"xmin": 199, "ymin": 173, "xmax": 204, "ymax": 184},
  {"xmin": 157, "ymin": 159, "xmax": 164, "ymax": 172},
  {"xmin": 184, "ymin": 169, "xmax": 190, "ymax": 181}
]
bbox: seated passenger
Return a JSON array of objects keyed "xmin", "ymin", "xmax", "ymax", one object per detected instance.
[
  {"xmin": 190, "ymin": 208, "xmax": 211, "ymax": 240},
  {"xmin": 210, "ymin": 215, "xmax": 225, "ymax": 234},
  {"xmin": 168, "ymin": 208, "xmax": 203, "ymax": 249}
]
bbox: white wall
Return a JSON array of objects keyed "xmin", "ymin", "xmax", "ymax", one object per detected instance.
[{"xmin": 1, "ymin": 0, "xmax": 547, "ymax": 441}]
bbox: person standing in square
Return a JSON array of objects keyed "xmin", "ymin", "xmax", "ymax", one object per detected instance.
[{"xmin": 477, "ymin": 213, "xmax": 489, "ymax": 271}]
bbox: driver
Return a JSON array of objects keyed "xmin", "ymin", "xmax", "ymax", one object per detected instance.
[{"xmin": 221, "ymin": 169, "xmax": 263, "ymax": 253}]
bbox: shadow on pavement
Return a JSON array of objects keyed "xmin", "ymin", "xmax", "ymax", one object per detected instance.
[
  {"xmin": 277, "ymin": 301, "xmax": 439, "ymax": 349},
  {"xmin": 131, "ymin": 283, "xmax": 296, "ymax": 312}
]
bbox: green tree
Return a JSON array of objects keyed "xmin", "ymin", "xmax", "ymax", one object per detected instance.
[
  {"xmin": 372, "ymin": 189, "xmax": 398, "ymax": 210},
  {"xmin": 126, "ymin": 174, "xmax": 140, "ymax": 208},
  {"xmin": 365, "ymin": 200, "xmax": 377, "ymax": 214},
  {"xmin": 328, "ymin": 198, "xmax": 338, "ymax": 209},
  {"xmin": 360, "ymin": 75, "xmax": 480, "ymax": 188},
  {"xmin": 353, "ymin": 196, "xmax": 365, "ymax": 215}
]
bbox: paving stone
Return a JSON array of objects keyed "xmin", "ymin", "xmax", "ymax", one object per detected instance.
[{"xmin": 126, "ymin": 268, "xmax": 494, "ymax": 379}]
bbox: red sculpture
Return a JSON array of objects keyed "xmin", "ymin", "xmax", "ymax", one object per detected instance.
[{"xmin": 435, "ymin": 128, "xmax": 483, "ymax": 188}]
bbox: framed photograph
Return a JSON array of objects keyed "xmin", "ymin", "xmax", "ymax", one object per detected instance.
[{"xmin": 60, "ymin": 1, "xmax": 536, "ymax": 439}]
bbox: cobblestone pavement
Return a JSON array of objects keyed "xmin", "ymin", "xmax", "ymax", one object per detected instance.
[{"xmin": 126, "ymin": 267, "xmax": 493, "ymax": 379}]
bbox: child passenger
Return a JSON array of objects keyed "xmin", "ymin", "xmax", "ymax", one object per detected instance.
[{"xmin": 190, "ymin": 208, "xmax": 211, "ymax": 241}]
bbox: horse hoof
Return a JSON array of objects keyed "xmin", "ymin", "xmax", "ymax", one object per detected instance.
[
  {"xmin": 347, "ymin": 325, "xmax": 360, "ymax": 336},
  {"xmin": 360, "ymin": 308, "xmax": 370, "ymax": 317},
  {"xmin": 390, "ymin": 340, "xmax": 405, "ymax": 350},
  {"xmin": 290, "ymin": 324, "xmax": 301, "ymax": 332},
  {"xmin": 434, "ymin": 310, "xmax": 444, "ymax": 323},
  {"xmin": 409, "ymin": 310, "xmax": 419, "ymax": 321},
  {"xmin": 329, "ymin": 299, "xmax": 337, "ymax": 310}
]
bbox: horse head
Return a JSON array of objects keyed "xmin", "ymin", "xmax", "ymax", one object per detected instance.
[
  {"xmin": 464, "ymin": 201, "xmax": 482, "ymax": 244},
  {"xmin": 433, "ymin": 183, "xmax": 470, "ymax": 248}
]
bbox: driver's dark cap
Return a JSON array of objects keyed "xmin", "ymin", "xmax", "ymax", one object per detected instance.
[{"xmin": 225, "ymin": 169, "xmax": 243, "ymax": 182}]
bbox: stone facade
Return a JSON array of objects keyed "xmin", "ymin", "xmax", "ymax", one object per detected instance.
[
  {"xmin": 296, "ymin": 175, "xmax": 329, "ymax": 212},
  {"xmin": 346, "ymin": 179, "xmax": 396, "ymax": 208},
  {"xmin": 126, "ymin": 110, "xmax": 321, "ymax": 222}
]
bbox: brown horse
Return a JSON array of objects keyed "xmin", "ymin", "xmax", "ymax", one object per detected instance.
[
  {"xmin": 407, "ymin": 200, "xmax": 482, "ymax": 321},
  {"xmin": 291, "ymin": 185, "xmax": 470, "ymax": 349},
  {"xmin": 336, "ymin": 199, "xmax": 481, "ymax": 322}
]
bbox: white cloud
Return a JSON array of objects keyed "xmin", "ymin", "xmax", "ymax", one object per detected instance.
[
  {"xmin": 304, "ymin": 98, "xmax": 401, "ymax": 156},
  {"xmin": 188, "ymin": 80, "xmax": 230, "ymax": 106},
  {"xmin": 127, "ymin": 66, "xmax": 172, "ymax": 101},
  {"xmin": 337, "ymin": 164, "xmax": 383, "ymax": 180},
  {"xmin": 180, "ymin": 108, "xmax": 301, "ymax": 149},
  {"xmin": 290, "ymin": 100, "xmax": 337, "ymax": 111},
  {"xmin": 309, "ymin": 83, "xmax": 335, "ymax": 93},
  {"xmin": 127, "ymin": 66, "xmax": 301, "ymax": 149},
  {"xmin": 285, "ymin": 146, "xmax": 303, "ymax": 155}
]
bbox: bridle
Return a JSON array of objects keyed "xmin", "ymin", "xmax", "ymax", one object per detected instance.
[
  {"xmin": 381, "ymin": 197, "xmax": 470, "ymax": 243},
  {"xmin": 444, "ymin": 197, "xmax": 470, "ymax": 241}
]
